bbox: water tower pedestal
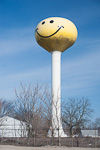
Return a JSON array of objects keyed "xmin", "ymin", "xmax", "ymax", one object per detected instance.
[{"xmin": 47, "ymin": 51, "xmax": 67, "ymax": 137}]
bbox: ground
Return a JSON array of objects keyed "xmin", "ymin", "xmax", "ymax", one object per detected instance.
[{"xmin": 0, "ymin": 145, "xmax": 100, "ymax": 150}]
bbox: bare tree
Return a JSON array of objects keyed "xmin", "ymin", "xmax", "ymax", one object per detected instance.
[
  {"xmin": 0, "ymin": 99, "xmax": 12, "ymax": 118},
  {"xmin": 13, "ymin": 83, "xmax": 50, "ymax": 145},
  {"xmin": 91, "ymin": 118, "xmax": 100, "ymax": 129},
  {"xmin": 40, "ymin": 85, "xmax": 52, "ymax": 132},
  {"xmin": 94, "ymin": 118, "xmax": 100, "ymax": 128},
  {"xmin": 62, "ymin": 97, "xmax": 94, "ymax": 137}
]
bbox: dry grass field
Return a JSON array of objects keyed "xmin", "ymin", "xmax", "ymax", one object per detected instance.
[{"xmin": 0, "ymin": 145, "xmax": 100, "ymax": 150}]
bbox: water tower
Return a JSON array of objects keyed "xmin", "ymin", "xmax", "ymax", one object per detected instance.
[{"xmin": 35, "ymin": 17, "xmax": 78, "ymax": 137}]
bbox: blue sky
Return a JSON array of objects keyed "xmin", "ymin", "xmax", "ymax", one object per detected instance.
[{"xmin": 0, "ymin": 0, "xmax": 100, "ymax": 121}]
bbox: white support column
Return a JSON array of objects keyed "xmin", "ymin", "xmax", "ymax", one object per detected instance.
[{"xmin": 48, "ymin": 51, "xmax": 67, "ymax": 137}]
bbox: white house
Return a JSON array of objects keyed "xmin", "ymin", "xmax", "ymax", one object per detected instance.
[
  {"xmin": 0, "ymin": 116, "xmax": 29, "ymax": 137},
  {"xmin": 81, "ymin": 129, "xmax": 99, "ymax": 137}
]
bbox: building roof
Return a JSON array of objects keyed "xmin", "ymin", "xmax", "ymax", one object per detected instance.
[{"xmin": 0, "ymin": 116, "xmax": 28, "ymax": 127}]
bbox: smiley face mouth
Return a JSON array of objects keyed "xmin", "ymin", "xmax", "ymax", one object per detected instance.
[{"xmin": 35, "ymin": 25, "xmax": 64, "ymax": 38}]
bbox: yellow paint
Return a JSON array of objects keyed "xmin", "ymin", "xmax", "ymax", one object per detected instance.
[{"xmin": 35, "ymin": 17, "xmax": 78, "ymax": 52}]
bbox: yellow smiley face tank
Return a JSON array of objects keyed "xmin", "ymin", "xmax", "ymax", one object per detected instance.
[{"xmin": 35, "ymin": 17, "xmax": 78, "ymax": 52}]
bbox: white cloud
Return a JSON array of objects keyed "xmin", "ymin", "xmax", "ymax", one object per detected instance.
[
  {"xmin": 0, "ymin": 27, "xmax": 37, "ymax": 55},
  {"xmin": 61, "ymin": 40, "xmax": 100, "ymax": 98},
  {"xmin": 0, "ymin": 64, "xmax": 51, "ymax": 84}
]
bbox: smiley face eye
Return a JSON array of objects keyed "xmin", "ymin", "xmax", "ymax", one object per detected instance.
[
  {"xmin": 50, "ymin": 20, "xmax": 54, "ymax": 23},
  {"xmin": 42, "ymin": 21, "xmax": 45, "ymax": 25}
]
